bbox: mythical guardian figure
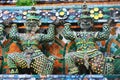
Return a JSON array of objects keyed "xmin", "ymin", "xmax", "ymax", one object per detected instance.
[
  {"xmin": 63, "ymin": 3, "xmax": 110, "ymax": 74},
  {"xmin": 7, "ymin": 7, "xmax": 55, "ymax": 75}
]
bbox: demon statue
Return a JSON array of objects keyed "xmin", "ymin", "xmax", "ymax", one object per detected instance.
[
  {"xmin": 7, "ymin": 7, "xmax": 55, "ymax": 75},
  {"xmin": 63, "ymin": 3, "xmax": 110, "ymax": 74}
]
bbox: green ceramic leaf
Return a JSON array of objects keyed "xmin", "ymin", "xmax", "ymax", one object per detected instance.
[
  {"xmin": 103, "ymin": 8, "xmax": 110, "ymax": 12},
  {"xmin": 103, "ymin": 15, "xmax": 110, "ymax": 19},
  {"xmin": 94, "ymin": 13, "xmax": 99, "ymax": 16}
]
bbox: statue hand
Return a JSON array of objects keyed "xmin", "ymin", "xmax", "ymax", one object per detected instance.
[
  {"xmin": 105, "ymin": 57, "xmax": 114, "ymax": 63},
  {"xmin": 3, "ymin": 19, "xmax": 12, "ymax": 27},
  {"xmin": 107, "ymin": 19, "xmax": 115, "ymax": 27},
  {"xmin": 11, "ymin": 24, "xmax": 17, "ymax": 27},
  {"xmin": 53, "ymin": 18, "xmax": 65, "ymax": 26},
  {"xmin": 49, "ymin": 24, "xmax": 55, "ymax": 28},
  {"xmin": 64, "ymin": 23, "xmax": 71, "ymax": 26}
]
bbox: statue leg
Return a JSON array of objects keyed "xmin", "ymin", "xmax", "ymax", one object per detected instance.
[
  {"xmin": 104, "ymin": 57, "xmax": 114, "ymax": 74},
  {"xmin": 31, "ymin": 51, "xmax": 54, "ymax": 75},
  {"xmin": 7, "ymin": 54, "xmax": 19, "ymax": 74},
  {"xmin": 89, "ymin": 54, "xmax": 105, "ymax": 74},
  {"xmin": 7, "ymin": 53, "xmax": 28, "ymax": 74},
  {"xmin": 65, "ymin": 52, "xmax": 79, "ymax": 74}
]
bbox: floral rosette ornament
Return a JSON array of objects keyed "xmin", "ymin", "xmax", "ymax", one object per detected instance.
[
  {"xmin": 90, "ymin": 7, "xmax": 103, "ymax": 20},
  {"xmin": 56, "ymin": 8, "xmax": 69, "ymax": 20}
]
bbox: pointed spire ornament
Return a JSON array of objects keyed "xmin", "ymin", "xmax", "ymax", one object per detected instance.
[{"xmin": 80, "ymin": 1, "xmax": 91, "ymax": 19}]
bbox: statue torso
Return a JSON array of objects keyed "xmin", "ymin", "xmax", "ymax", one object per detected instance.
[
  {"xmin": 75, "ymin": 31, "xmax": 96, "ymax": 51},
  {"xmin": 19, "ymin": 33, "xmax": 39, "ymax": 51}
]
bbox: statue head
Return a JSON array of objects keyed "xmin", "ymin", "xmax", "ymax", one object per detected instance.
[
  {"xmin": 78, "ymin": 1, "xmax": 93, "ymax": 30},
  {"xmin": 24, "ymin": 7, "xmax": 41, "ymax": 33},
  {"xmin": 78, "ymin": 16, "xmax": 93, "ymax": 30}
]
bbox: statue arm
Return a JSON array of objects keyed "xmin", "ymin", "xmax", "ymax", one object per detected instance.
[
  {"xmin": 0, "ymin": 24, "xmax": 5, "ymax": 46},
  {"xmin": 7, "ymin": 54, "xmax": 19, "ymax": 74},
  {"xmin": 95, "ymin": 23, "xmax": 110, "ymax": 40},
  {"xmin": 9, "ymin": 24, "xmax": 20, "ymax": 40},
  {"xmin": 62, "ymin": 23, "xmax": 75, "ymax": 40},
  {"xmin": 39, "ymin": 24, "xmax": 55, "ymax": 42}
]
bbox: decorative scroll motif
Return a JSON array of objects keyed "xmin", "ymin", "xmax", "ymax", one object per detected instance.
[{"xmin": 0, "ymin": 5, "xmax": 119, "ymax": 23}]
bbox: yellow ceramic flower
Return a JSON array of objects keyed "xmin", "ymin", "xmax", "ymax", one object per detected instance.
[
  {"xmin": 90, "ymin": 14, "xmax": 94, "ymax": 17},
  {"xmin": 94, "ymin": 8, "xmax": 99, "ymax": 12},
  {"xmin": 90, "ymin": 10, "xmax": 94, "ymax": 14},
  {"xmin": 94, "ymin": 15, "xmax": 99, "ymax": 19},
  {"xmin": 23, "ymin": 11, "xmax": 27, "ymax": 15},
  {"xmin": 98, "ymin": 13, "xmax": 103, "ymax": 18},
  {"xmin": 59, "ymin": 11, "xmax": 65, "ymax": 16}
]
